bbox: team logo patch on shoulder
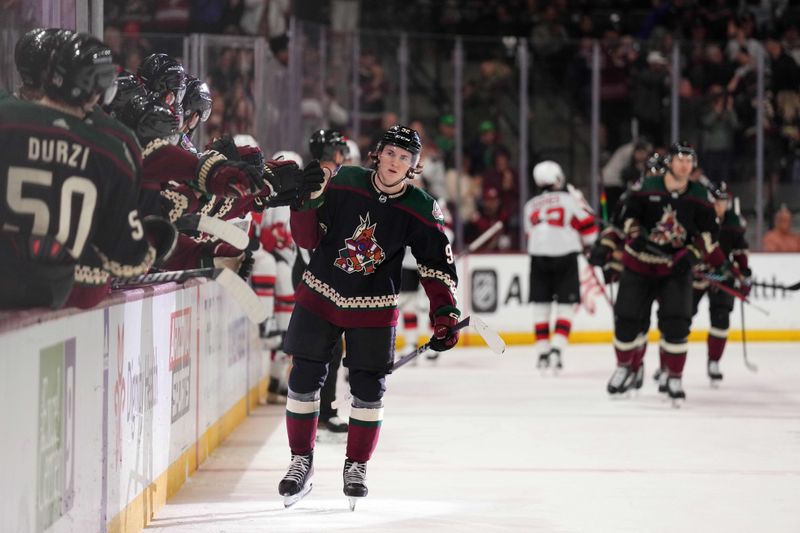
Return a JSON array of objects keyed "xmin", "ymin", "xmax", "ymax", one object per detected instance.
[
  {"xmin": 334, "ymin": 213, "xmax": 385, "ymax": 275},
  {"xmin": 432, "ymin": 201, "xmax": 444, "ymax": 223}
]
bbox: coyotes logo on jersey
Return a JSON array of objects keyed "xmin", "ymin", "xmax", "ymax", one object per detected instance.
[
  {"xmin": 334, "ymin": 213, "xmax": 385, "ymax": 275},
  {"xmin": 649, "ymin": 205, "xmax": 687, "ymax": 247}
]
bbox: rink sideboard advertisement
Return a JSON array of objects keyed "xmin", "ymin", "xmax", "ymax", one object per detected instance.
[
  {"xmin": 0, "ymin": 281, "xmax": 267, "ymax": 533},
  {"xmin": 456, "ymin": 252, "xmax": 800, "ymax": 346}
]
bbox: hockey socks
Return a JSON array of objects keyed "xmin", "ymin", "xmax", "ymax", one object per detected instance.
[
  {"xmin": 286, "ymin": 390, "xmax": 320, "ymax": 455},
  {"xmin": 660, "ymin": 339, "xmax": 688, "ymax": 377},
  {"xmin": 402, "ymin": 310, "xmax": 419, "ymax": 348},
  {"xmin": 551, "ymin": 303, "xmax": 576, "ymax": 353},
  {"xmin": 707, "ymin": 327, "xmax": 728, "ymax": 362},
  {"xmin": 346, "ymin": 397, "xmax": 383, "ymax": 463},
  {"xmin": 612, "ymin": 336, "xmax": 638, "ymax": 367},
  {"xmin": 533, "ymin": 303, "xmax": 551, "ymax": 356}
]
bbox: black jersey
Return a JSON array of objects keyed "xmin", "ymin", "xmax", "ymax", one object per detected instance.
[
  {"xmin": 290, "ymin": 166, "xmax": 458, "ymax": 328},
  {"xmin": 622, "ymin": 176, "xmax": 723, "ymax": 277},
  {"xmin": 0, "ymin": 98, "xmax": 154, "ymax": 306}
]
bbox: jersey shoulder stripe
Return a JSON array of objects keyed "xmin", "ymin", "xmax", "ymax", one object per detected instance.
[{"xmin": 397, "ymin": 185, "xmax": 443, "ymax": 227}]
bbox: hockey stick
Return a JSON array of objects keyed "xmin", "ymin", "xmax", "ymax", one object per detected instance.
[
  {"xmin": 392, "ymin": 315, "xmax": 506, "ymax": 371},
  {"xmin": 175, "ymin": 214, "xmax": 250, "ymax": 250},
  {"xmin": 698, "ymin": 274, "xmax": 770, "ymax": 316},
  {"xmin": 457, "ymin": 220, "xmax": 503, "ymax": 259},
  {"xmin": 750, "ymin": 279, "xmax": 800, "ymax": 292},
  {"xmin": 740, "ymin": 298, "xmax": 757, "ymax": 372},
  {"xmin": 111, "ymin": 267, "xmax": 268, "ymax": 323}
]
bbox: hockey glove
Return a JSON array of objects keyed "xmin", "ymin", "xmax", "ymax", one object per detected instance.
[
  {"xmin": 672, "ymin": 247, "xmax": 700, "ymax": 275},
  {"xmin": 262, "ymin": 159, "xmax": 326, "ymax": 208},
  {"xmin": 429, "ymin": 307, "xmax": 461, "ymax": 352},
  {"xmin": 237, "ymin": 249, "xmax": 255, "ymax": 280},
  {"xmin": 204, "ymin": 135, "xmax": 240, "ymax": 160},
  {"xmin": 142, "ymin": 215, "xmax": 178, "ymax": 267},
  {"xmin": 197, "ymin": 151, "xmax": 266, "ymax": 198},
  {"xmin": 588, "ymin": 241, "xmax": 612, "ymax": 267}
]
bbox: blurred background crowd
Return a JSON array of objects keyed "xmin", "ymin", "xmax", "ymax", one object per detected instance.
[{"xmin": 2, "ymin": 0, "xmax": 800, "ymax": 252}]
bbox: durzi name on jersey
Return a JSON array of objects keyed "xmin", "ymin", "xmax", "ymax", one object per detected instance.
[{"xmin": 28, "ymin": 137, "xmax": 91, "ymax": 171}]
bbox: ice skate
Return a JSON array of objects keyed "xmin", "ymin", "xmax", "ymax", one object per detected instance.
[
  {"xmin": 632, "ymin": 364, "xmax": 644, "ymax": 391},
  {"xmin": 607, "ymin": 365, "xmax": 634, "ymax": 395},
  {"xmin": 537, "ymin": 352, "xmax": 550, "ymax": 372},
  {"xmin": 343, "ymin": 458, "xmax": 368, "ymax": 511},
  {"xmin": 550, "ymin": 348, "xmax": 563, "ymax": 374},
  {"xmin": 425, "ymin": 350, "xmax": 440, "ymax": 362},
  {"xmin": 657, "ymin": 368, "xmax": 668, "ymax": 394},
  {"xmin": 707, "ymin": 360, "xmax": 723, "ymax": 388},
  {"xmin": 666, "ymin": 376, "xmax": 686, "ymax": 408},
  {"xmin": 267, "ymin": 377, "xmax": 288, "ymax": 405},
  {"xmin": 321, "ymin": 415, "xmax": 348, "ymax": 433},
  {"xmin": 279, "ymin": 452, "xmax": 314, "ymax": 508},
  {"xmin": 652, "ymin": 367, "xmax": 662, "ymax": 383}
]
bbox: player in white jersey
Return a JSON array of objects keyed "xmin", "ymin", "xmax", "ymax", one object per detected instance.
[
  {"xmin": 523, "ymin": 161, "xmax": 597, "ymax": 372},
  {"xmin": 250, "ymin": 150, "xmax": 300, "ymax": 403}
]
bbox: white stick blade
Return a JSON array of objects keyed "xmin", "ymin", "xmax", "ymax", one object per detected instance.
[
  {"xmin": 197, "ymin": 215, "xmax": 250, "ymax": 250},
  {"xmin": 471, "ymin": 316, "xmax": 506, "ymax": 354},
  {"xmin": 215, "ymin": 268, "xmax": 269, "ymax": 323}
]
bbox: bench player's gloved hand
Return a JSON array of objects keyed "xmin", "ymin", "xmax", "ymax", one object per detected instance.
[
  {"xmin": 429, "ymin": 307, "xmax": 461, "ymax": 352},
  {"xmin": 197, "ymin": 152, "xmax": 265, "ymax": 198},
  {"xmin": 588, "ymin": 241, "xmax": 612, "ymax": 267},
  {"xmin": 142, "ymin": 215, "xmax": 177, "ymax": 267}
]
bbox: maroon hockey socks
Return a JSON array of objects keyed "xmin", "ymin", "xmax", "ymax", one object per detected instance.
[
  {"xmin": 346, "ymin": 403, "xmax": 384, "ymax": 463},
  {"xmin": 707, "ymin": 330, "xmax": 727, "ymax": 362},
  {"xmin": 286, "ymin": 394, "xmax": 320, "ymax": 455},
  {"xmin": 660, "ymin": 340, "xmax": 688, "ymax": 377}
]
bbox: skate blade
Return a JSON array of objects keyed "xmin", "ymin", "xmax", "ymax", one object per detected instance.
[
  {"xmin": 348, "ymin": 495, "xmax": 364, "ymax": 512},
  {"xmin": 709, "ymin": 379, "xmax": 722, "ymax": 389},
  {"xmin": 282, "ymin": 481, "xmax": 313, "ymax": 508},
  {"xmin": 670, "ymin": 398, "xmax": 685, "ymax": 409}
]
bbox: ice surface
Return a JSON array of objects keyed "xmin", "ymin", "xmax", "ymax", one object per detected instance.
[{"xmin": 148, "ymin": 342, "xmax": 800, "ymax": 532}]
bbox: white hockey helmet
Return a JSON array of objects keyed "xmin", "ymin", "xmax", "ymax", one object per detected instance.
[
  {"xmin": 532, "ymin": 160, "xmax": 565, "ymax": 189},
  {"xmin": 344, "ymin": 138, "xmax": 361, "ymax": 165},
  {"xmin": 271, "ymin": 150, "xmax": 304, "ymax": 168},
  {"xmin": 233, "ymin": 133, "xmax": 259, "ymax": 149}
]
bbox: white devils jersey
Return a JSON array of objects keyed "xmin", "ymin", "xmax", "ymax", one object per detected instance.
[{"xmin": 523, "ymin": 190, "xmax": 597, "ymax": 256}]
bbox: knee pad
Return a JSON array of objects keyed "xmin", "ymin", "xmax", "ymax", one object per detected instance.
[
  {"xmin": 614, "ymin": 315, "xmax": 642, "ymax": 344},
  {"xmin": 288, "ymin": 357, "xmax": 328, "ymax": 394},
  {"xmin": 709, "ymin": 305, "xmax": 731, "ymax": 331},
  {"xmin": 659, "ymin": 316, "xmax": 690, "ymax": 343},
  {"xmin": 348, "ymin": 368, "xmax": 386, "ymax": 403}
]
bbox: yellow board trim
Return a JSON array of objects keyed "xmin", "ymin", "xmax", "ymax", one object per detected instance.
[
  {"xmin": 106, "ymin": 378, "xmax": 267, "ymax": 533},
  {"xmin": 396, "ymin": 330, "xmax": 800, "ymax": 349}
]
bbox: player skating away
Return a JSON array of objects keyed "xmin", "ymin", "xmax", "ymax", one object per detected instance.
[
  {"xmin": 0, "ymin": 32, "xmax": 155, "ymax": 309},
  {"xmin": 278, "ymin": 125, "xmax": 459, "ymax": 510},
  {"xmin": 607, "ymin": 142, "xmax": 724, "ymax": 406},
  {"xmin": 524, "ymin": 161, "xmax": 597, "ymax": 373},
  {"xmin": 690, "ymin": 181, "xmax": 751, "ymax": 386}
]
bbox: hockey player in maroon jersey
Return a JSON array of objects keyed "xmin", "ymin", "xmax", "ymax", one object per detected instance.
[
  {"xmin": 0, "ymin": 33, "xmax": 155, "ymax": 309},
  {"xmin": 690, "ymin": 181, "xmax": 751, "ymax": 386},
  {"xmin": 607, "ymin": 142, "xmax": 725, "ymax": 405},
  {"xmin": 277, "ymin": 125, "xmax": 459, "ymax": 509},
  {"xmin": 524, "ymin": 161, "xmax": 597, "ymax": 373}
]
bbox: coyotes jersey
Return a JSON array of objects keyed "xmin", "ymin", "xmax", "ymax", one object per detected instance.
[
  {"xmin": 523, "ymin": 190, "xmax": 597, "ymax": 256},
  {"xmin": 0, "ymin": 99, "xmax": 154, "ymax": 281},
  {"xmin": 290, "ymin": 166, "xmax": 458, "ymax": 328}
]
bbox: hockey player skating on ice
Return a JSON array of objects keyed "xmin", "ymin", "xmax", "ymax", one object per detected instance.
[
  {"xmin": 523, "ymin": 161, "xmax": 597, "ymax": 373},
  {"xmin": 607, "ymin": 142, "xmax": 725, "ymax": 406},
  {"xmin": 690, "ymin": 181, "xmax": 751, "ymax": 386},
  {"xmin": 278, "ymin": 125, "xmax": 459, "ymax": 510}
]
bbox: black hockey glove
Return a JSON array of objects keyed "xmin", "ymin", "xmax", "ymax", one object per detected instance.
[
  {"xmin": 429, "ymin": 307, "xmax": 461, "ymax": 352},
  {"xmin": 237, "ymin": 249, "xmax": 255, "ymax": 280},
  {"xmin": 197, "ymin": 151, "xmax": 266, "ymax": 198},
  {"xmin": 588, "ymin": 241, "xmax": 612, "ymax": 267},
  {"xmin": 261, "ymin": 159, "xmax": 326, "ymax": 208},
  {"xmin": 628, "ymin": 235, "xmax": 650, "ymax": 254},
  {"xmin": 672, "ymin": 247, "xmax": 700, "ymax": 275},
  {"xmin": 204, "ymin": 135, "xmax": 240, "ymax": 160},
  {"xmin": 143, "ymin": 215, "xmax": 178, "ymax": 267}
]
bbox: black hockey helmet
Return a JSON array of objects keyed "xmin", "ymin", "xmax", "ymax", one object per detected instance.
[
  {"xmin": 15, "ymin": 28, "xmax": 70, "ymax": 88},
  {"xmin": 44, "ymin": 32, "xmax": 118, "ymax": 108},
  {"xmin": 309, "ymin": 129, "xmax": 347, "ymax": 161},
  {"xmin": 709, "ymin": 180, "xmax": 730, "ymax": 201},
  {"xmin": 121, "ymin": 93, "xmax": 180, "ymax": 145},
  {"xmin": 104, "ymin": 70, "xmax": 146, "ymax": 117},
  {"xmin": 665, "ymin": 141, "xmax": 697, "ymax": 168},
  {"xmin": 182, "ymin": 77, "xmax": 212, "ymax": 124},
  {"xmin": 137, "ymin": 53, "xmax": 186, "ymax": 105},
  {"xmin": 377, "ymin": 124, "xmax": 422, "ymax": 156}
]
